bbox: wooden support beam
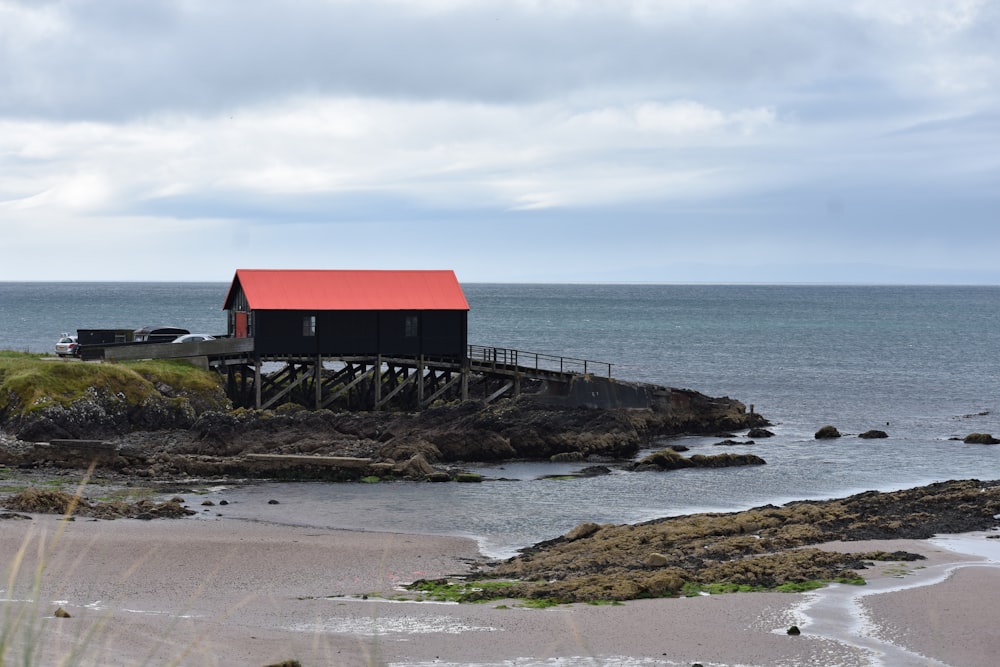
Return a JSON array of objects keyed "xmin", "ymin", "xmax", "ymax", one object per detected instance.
[
  {"xmin": 320, "ymin": 367, "xmax": 374, "ymax": 410},
  {"xmin": 315, "ymin": 355, "xmax": 322, "ymax": 409},
  {"xmin": 421, "ymin": 373, "xmax": 464, "ymax": 408},
  {"xmin": 254, "ymin": 358, "xmax": 262, "ymax": 409},
  {"xmin": 484, "ymin": 381, "xmax": 514, "ymax": 404},
  {"xmin": 375, "ymin": 367, "xmax": 416, "ymax": 410},
  {"xmin": 261, "ymin": 361, "xmax": 314, "ymax": 410},
  {"xmin": 417, "ymin": 355, "xmax": 425, "ymax": 405}
]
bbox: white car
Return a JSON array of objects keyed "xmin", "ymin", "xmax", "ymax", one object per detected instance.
[
  {"xmin": 55, "ymin": 335, "xmax": 79, "ymax": 357},
  {"xmin": 172, "ymin": 334, "xmax": 216, "ymax": 343}
]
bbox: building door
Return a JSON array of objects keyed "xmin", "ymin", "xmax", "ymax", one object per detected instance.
[{"xmin": 235, "ymin": 312, "xmax": 248, "ymax": 338}]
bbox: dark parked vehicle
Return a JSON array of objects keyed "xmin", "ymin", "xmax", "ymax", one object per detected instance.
[{"xmin": 133, "ymin": 326, "xmax": 190, "ymax": 343}]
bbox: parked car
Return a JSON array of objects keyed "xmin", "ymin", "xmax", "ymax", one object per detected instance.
[
  {"xmin": 133, "ymin": 326, "xmax": 190, "ymax": 343},
  {"xmin": 55, "ymin": 335, "xmax": 79, "ymax": 357},
  {"xmin": 171, "ymin": 334, "xmax": 216, "ymax": 343}
]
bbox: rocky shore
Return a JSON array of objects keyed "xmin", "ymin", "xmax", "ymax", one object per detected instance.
[
  {"xmin": 453, "ymin": 478, "xmax": 1000, "ymax": 603},
  {"xmin": 1, "ymin": 378, "xmax": 766, "ymax": 481}
]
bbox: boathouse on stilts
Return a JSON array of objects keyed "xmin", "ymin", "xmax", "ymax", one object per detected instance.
[{"xmin": 222, "ymin": 269, "xmax": 472, "ymax": 410}]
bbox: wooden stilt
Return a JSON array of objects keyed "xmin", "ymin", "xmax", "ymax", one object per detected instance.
[
  {"xmin": 315, "ymin": 355, "xmax": 322, "ymax": 409},
  {"xmin": 254, "ymin": 357, "xmax": 262, "ymax": 409},
  {"xmin": 417, "ymin": 355, "xmax": 425, "ymax": 405}
]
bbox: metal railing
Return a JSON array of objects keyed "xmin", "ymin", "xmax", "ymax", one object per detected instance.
[{"xmin": 467, "ymin": 344, "xmax": 612, "ymax": 378}]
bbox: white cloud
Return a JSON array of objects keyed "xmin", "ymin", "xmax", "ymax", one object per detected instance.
[
  {"xmin": 1, "ymin": 94, "xmax": 788, "ymax": 219},
  {"xmin": 0, "ymin": 0, "xmax": 998, "ymax": 282},
  {"xmin": 850, "ymin": 0, "xmax": 986, "ymax": 34}
]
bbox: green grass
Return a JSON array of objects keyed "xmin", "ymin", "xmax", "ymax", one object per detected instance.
[
  {"xmin": 405, "ymin": 578, "xmax": 519, "ymax": 603},
  {"xmin": 882, "ymin": 565, "xmax": 914, "ymax": 577},
  {"xmin": 0, "ymin": 352, "xmax": 225, "ymax": 418},
  {"xmin": 682, "ymin": 577, "xmax": 866, "ymax": 597},
  {"xmin": 408, "ymin": 574, "xmax": 869, "ymax": 606},
  {"xmin": 123, "ymin": 359, "xmax": 224, "ymax": 395},
  {"xmin": 401, "ymin": 579, "xmax": 608, "ymax": 609},
  {"xmin": 516, "ymin": 598, "xmax": 563, "ymax": 609}
]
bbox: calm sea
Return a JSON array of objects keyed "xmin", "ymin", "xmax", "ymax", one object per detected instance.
[{"xmin": 2, "ymin": 282, "xmax": 999, "ymax": 557}]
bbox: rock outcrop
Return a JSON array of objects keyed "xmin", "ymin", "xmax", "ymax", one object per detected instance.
[
  {"xmin": 463, "ymin": 479, "xmax": 1000, "ymax": 603},
  {"xmin": 632, "ymin": 448, "xmax": 766, "ymax": 471},
  {"xmin": 1, "ymin": 378, "xmax": 767, "ymax": 480},
  {"xmin": 814, "ymin": 425, "xmax": 842, "ymax": 439}
]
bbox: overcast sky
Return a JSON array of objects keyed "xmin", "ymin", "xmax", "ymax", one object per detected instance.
[{"xmin": 1, "ymin": 0, "xmax": 998, "ymax": 284}]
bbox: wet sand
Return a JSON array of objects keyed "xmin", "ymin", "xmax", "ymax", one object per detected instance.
[{"xmin": 1, "ymin": 514, "xmax": 997, "ymax": 666}]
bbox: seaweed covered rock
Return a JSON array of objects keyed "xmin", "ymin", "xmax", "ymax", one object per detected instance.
[
  {"xmin": 635, "ymin": 448, "xmax": 689, "ymax": 470},
  {"xmin": 688, "ymin": 453, "xmax": 766, "ymax": 468},
  {"xmin": 633, "ymin": 448, "xmax": 765, "ymax": 471},
  {"xmin": 2, "ymin": 488, "xmax": 195, "ymax": 519},
  {"xmin": 964, "ymin": 433, "xmax": 999, "ymax": 445},
  {"xmin": 473, "ymin": 480, "xmax": 1000, "ymax": 603},
  {"xmin": 814, "ymin": 425, "xmax": 842, "ymax": 439},
  {"xmin": 377, "ymin": 391, "xmax": 766, "ymax": 463},
  {"xmin": 565, "ymin": 522, "xmax": 603, "ymax": 541}
]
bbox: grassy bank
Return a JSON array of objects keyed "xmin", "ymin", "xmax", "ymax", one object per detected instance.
[{"xmin": 0, "ymin": 351, "xmax": 226, "ymax": 421}]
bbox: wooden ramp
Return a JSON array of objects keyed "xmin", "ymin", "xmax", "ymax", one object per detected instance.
[{"xmin": 102, "ymin": 337, "xmax": 254, "ymax": 364}]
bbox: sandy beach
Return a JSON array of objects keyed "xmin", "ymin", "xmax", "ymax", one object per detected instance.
[{"xmin": 2, "ymin": 511, "xmax": 998, "ymax": 667}]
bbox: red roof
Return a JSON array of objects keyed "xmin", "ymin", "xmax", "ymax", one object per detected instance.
[{"xmin": 225, "ymin": 269, "xmax": 470, "ymax": 311}]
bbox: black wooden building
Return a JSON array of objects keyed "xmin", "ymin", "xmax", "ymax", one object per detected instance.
[{"xmin": 222, "ymin": 269, "xmax": 470, "ymax": 359}]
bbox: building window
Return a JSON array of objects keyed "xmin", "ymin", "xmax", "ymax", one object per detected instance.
[
  {"xmin": 303, "ymin": 314, "xmax": 316, "ymax": 337},
  {"xmin": 404, "ymin": 315, "xmax": 419, "ymax": 338}
]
